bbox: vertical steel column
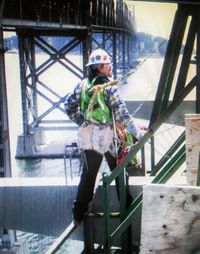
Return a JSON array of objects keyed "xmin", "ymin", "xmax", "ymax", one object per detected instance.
[
  {"xmin": 130, "ymin": 34, "xmax": 136, "ymax": 71},
  {"xmin": 102, "ymin": 31, "xmax": 106, "ymax": 49},
  {"xmin": 173, "ymin": 15, "xmax": 196, "ymax": 98},
  {"xmin": 128, "ymin": 34, "xmax": 135, "ymax": 71},
  {"xmin": 18, "ymin": 34, "xmax": 29, "ymax": 134},
  {"xmin": 195, "ymin": 7, "xmax": 200, "ymax": 112},
  {"xmin": 127, "ymin": 34, "xmax": 130, "ymax": 71},
  {"xmin": 112, "ymin": 32, "xmax": 117, "ymax": 79},
  {"xmin": 82, "ymin": 29, "xmax": 94, "ymax": 252},
  {"xmin": 149, "ymin": 5, "xmax": 188, "ymax": 171},
  {"xmin": 0, "ymin": 28, "xmax": 11, "ymax": 177},
  {"xmin": 30, "ymin": 36, "xmax": 37, "ymax": 120},
  {"xmin": 127, "ymin": 33, "xmax": 132, "ymax": 74},
  {"xmin": 83, "ymin": 30, "xmax": 92, "ymax": 77},
  {"xmin": 160, "ymin": 9, "xmax": 188, "ymax": 112},
  {"xmin": 122, "ymin": 32, "xmax": 126, "ymax": 78},
  {"xmin": 103, "ymin": 173, "xmax": 111, "ymax": 253},
  {"xmin": 150, "ymin": 5, "xmax": 188, "ymax": 126},
  {"xmin": 118, "ymin": 169, "xmax": 131, "ymax": 254},
  {"xmin": 116, "ymin": 32, "xmax": 122, "ymax": 79}
]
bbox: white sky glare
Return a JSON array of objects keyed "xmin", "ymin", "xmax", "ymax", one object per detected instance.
[{"xmin": 126, "ymin": 1, "xmax": 177, "ymax": 38}]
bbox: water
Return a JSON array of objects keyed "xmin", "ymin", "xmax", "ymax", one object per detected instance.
[
  {"xmin": 17, "ymin": 231, "xmax": 84, "ymax": 254},
  {"xmin": 5, "ymin": 50, "xmax": 190, "ymax": 253}
]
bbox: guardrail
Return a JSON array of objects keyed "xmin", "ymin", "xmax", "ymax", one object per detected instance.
[
  {"xmin": 102, "ymin": 130, "xmax": 186, "ymax": 252},
  {"xmin": 45, "ymin": 222, "xmax": 78, "ymax": 254}
]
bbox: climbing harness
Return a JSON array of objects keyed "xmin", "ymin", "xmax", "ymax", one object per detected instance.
[
  {"xmin": 81, "ymin": 79, "xmax": 118, "ymax": 124},
  {"xmin": 78, "ymin": 79, "xmax": 118, "ymax": 154}
]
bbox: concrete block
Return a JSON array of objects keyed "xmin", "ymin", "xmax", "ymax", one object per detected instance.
[{"xmin": 16, "ymin": 134, "xmax": 36, "ymax": 157}]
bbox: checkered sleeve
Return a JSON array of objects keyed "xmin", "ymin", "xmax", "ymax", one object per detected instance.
[
  {"xmin": 105, "ymin": 86, "xmax": 143, "ymax": 139},
  {"xmin": 64, "ymin": 83, "xmax": 84, "ymax": 126}
]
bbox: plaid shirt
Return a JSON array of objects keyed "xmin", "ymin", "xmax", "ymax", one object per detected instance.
[{"xmin": 64, "ymin": 78, "xmax": 139, "ymax": 137}]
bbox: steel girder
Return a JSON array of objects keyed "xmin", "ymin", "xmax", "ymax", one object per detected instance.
[
  {"xmin": 17, "ymin": 30, "xmax": 87, "ymax": 134},
  {"xmin": 91, "ymin": 30, "xmax": 135, "ymax": 80},
  {"xmin": 17, "ymin": 28, "xmax": 135, "ymax": 135},
  {"xmin": 149, "ymin": 4, "xmax": 200, "ymax": 169},
  {"xmin": 0, "ymin": 0, "xmax": 135, "ymax": 34},
  {"xmin": 0, "ymin": 28, "xmax": 11, "ymax": 177},
  {"xmin": 150, "ymin": 4, "xmax": 200, "ymax": 125}
]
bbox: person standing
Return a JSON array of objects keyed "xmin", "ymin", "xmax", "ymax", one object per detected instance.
[{"xmin": 64, "ymin": 48, "xmax": 145, "ymax": 224}]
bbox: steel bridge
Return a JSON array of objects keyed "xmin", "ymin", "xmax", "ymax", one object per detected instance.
[
  {"xmin": 0, "ymin": 0, "xmax": 136, "ymax": 164},
  {"xmin": 1, "ymin": 0, "xmax": 200, "ymax": 253}
]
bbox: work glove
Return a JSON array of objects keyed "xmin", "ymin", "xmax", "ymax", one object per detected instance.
[{"xmin": 126, "ymin": 123, "xmax": 147, "ymax": 141}]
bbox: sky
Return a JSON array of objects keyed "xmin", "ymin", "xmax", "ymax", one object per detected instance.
[{"xmin": 126, "ymin": 1, "xmax": 177, "ymax": 38}]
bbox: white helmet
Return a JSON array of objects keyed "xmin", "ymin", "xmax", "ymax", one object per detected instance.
[{"xmin": 86, "ymin": 48, "xmax": 112, "ymax": 66}]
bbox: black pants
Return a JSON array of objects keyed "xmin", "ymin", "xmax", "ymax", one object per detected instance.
[{"xmin": 73, "ymin": 149, "xmax": 133, "ymax": 221}]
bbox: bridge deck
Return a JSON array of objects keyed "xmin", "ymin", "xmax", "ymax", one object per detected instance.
[
  {"xmin": 132, "ymin": 0, "xmax": 199, "ymax": 3},
  {"xmin": 0, "ymin": 176, "xmax": 153, "ymax": 237},
  {"xmin": 15, "ymin": 141, "xmax": 80, "ymax": 159}
]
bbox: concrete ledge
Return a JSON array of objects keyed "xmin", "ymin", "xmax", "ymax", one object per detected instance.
[
  {"xmin": 0, "ymin": 176, "xmax": 151, "ymax": 240},
  {"xmin": 0, "ymin": 177, "xmax": 80, "ymax": 186},
  {"xmin": 0, "ymin": 177, "xmax": 78, "ymax": 236},
  {"xmin": 0, "ymin": 177, "xmax": 188, "ymax": 248}
]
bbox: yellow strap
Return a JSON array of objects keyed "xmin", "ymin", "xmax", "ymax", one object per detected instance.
[{"xmin": 88, "ymin": 80, "xmax": 118, "ymax": 93}]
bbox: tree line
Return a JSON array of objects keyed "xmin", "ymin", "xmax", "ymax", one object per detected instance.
[{"xmin": 4, "ymin": 33, "xmax": 168, "ymax": 58}]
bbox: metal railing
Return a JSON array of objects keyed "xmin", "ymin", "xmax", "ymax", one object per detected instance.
[
  {"xmin": 44, "ymin": 126, "xmax": 186, "ymax": 253},
  {"xmin": 45, "ymin": 222, "xmax": 78, "ymax": 254},
  {"xmin": 102, "ymin": 130, "xmax": 186, "ymax": 253}
]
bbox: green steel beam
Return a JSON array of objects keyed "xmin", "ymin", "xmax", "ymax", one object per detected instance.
[
  {"xmin": 109, "ymin": 144, "xmax": 186, "ymax": 244},
  {"xmin": 173, "ymin": 15, "xmax": 196, "ymax": 98},
  {"xmin": 110, "ymin": 192, "xmax": 142, "ymax": 244},
  {"xmin": 118, "ymin": 170, "xmax": 130, "ymax": 253},
  {"xmin": 160, "ymin": 7, "xmax": 188, "ymax": 113},
  {"xmin": 150, "ymin": 5, "xmax": 188, "ymax": 125},
  {"xmin": 152, "ymin": 145, "xmax": 185, "ymax": 184},
  {"xmin": 150, "ymin": 131, "xmax": 185, "ymax": 176},
  {"xmin": 103, "ymin": 173, "xmax": 111, "ymax": 253},
  {"xmin": 150, "ymin": 136, "xmax": 155, "ymax": 171}
]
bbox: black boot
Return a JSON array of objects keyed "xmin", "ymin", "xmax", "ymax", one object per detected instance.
[{"xmin": 72, "ymin": 200, "xmax": 88, "ymax": 225}]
